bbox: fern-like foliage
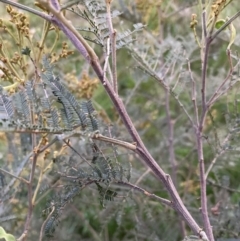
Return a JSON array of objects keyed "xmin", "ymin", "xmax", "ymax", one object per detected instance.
[
  {"xmin": 59, "ymin": 151, "xmax": 127, "ymax": 185},
  {"xmin": 0, "ymin": 87, "xmax": 14, "ymax": 120},
  {"xmin": 129, "ymin": 35, "xmax": 188, "ymax": 91},
  {"xmin": 96, "ymin": 182, "xmax": 117, "ymax": 207},
  {"xmin": 0, "ymin": 57, "xmax": 98, "ymax": 133},
  {"xmin": 40, "ymin": 138, "xmax": 131, "ymax": 237},
  {"xmin": 68, "ymin": 0, "xmax": 144, "ymax": 49}
]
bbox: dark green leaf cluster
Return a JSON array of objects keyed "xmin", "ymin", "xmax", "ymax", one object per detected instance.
[
  {"xmin": 0, "ymin": 57, "xmax": 98, "ymax": 133},
  {"xmin": 43, "ymin": 186, "xmax": 81, "ymax": 237},
  {"xmin": 41, "ymin": 148, "xmax": 128, "ymax": 236},
  {"xmin": 96, "ymin": 182, "xmax": 117, "ymax": 207},
  {"xmin": 58, "ymin": 149, "xmax": 127, "ymax": 185}
]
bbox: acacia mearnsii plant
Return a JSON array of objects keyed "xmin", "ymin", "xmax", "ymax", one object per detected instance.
[{"xmin": 0, "ymin": 0, "xmax": 240, "ymax": 240}]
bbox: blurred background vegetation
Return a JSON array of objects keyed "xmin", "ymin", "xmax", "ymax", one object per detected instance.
[{"xmin": 0, "ymin": 0, "xmax": 240, "ymax": 240}]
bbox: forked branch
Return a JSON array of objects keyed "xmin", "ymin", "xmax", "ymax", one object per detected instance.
[{"xmin": 0, "ymin": 0, "xmax": 211, "ymax": 240}]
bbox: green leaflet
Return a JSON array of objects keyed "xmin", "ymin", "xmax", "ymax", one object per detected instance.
[{"xmin": 0, "ymin": 227, "xmax": 16, "ymax": 241}]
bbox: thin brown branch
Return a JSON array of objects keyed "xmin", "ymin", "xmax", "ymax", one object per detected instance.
[
  {"xmin": 197, "ymin": 129, "xmax": 213, "ymax": 241},
  {"xmin": 165, "ymin": 90, "xmax": 177, "ymax": 186},
  {"xmin": 188, "ymin": 58, "xmax": 199, "ymax": 127},
  {"xmin": 0, "ymin": 168, "xmax": 28, "ymax": 184},
  {"xmin": 103, "ymin": 37, "xmax": 112, "ymax": 86},
  {"xmin": 134, "ymin": 168, "xmax": 151, "ymax": 186},
  {"xmin": 201, "ymin": 40, "xmax": 210, "ymax": 113},
  {"xmin": 207, "ymin": 179, "xmax": 240, "ymax": 194},
  {"xmin": 17, "ymin": 153, "xmax": 38, "ymax": 241},
  {"xmin": 196, "ymin": 5, "xmax": 214, "ymax": 240},
  {"xmin": 17, "ymin": 95, "xmax": 40, "ymax": 240},
  {"xmin": 115, "ymin": 180, "xmax": 174, "ymax": 208},
  {"xmin": 136, "ymin": 147, "xmax": 208, "ymax": 240},
  {"xmin": 91, "ymin": 132, "xmax": 137, "ymax": 151},
  {"xmin": 205, "ymin": 133, "xmax": 231, "ymax": 179}
]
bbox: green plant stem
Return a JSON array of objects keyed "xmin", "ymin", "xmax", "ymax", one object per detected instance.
[
  {"xmin": 32, "ymin": 159, "xmax": 44, "ymax": 205},
  {"xmin": 50, "ymin": 28, "xmax": 60, "ymax": 53},
  {"xmin": 37, "ymin": 20, "xmax": 51, "ymax": 61}
]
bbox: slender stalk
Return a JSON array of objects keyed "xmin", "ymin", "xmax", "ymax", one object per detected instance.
[
  {"xmin": 1, "ymin": 152, "xmax": 32, "ymax": 199},
  {"xmin": 18, "ymin": 153, "xmax": 38, "ymax": 241},
  {"xmin": 115, "ymin": 180, "xmax": 173, "ymax": 208},
  {"xmin": 0, "ymin": 168, "xmax": 28, "ymax": 184},
  {"xmin": 188, "ymin": 58, "xmax": 199, "ymax": 127},
  {"xmin": 91, "ymin": 132, "xmax": 137, "ymax": 151},
  {"xmin": 134, "ymin": 168, "xmax": 151, "ymax": 186},
  {"xmin": 103, "ymin": 37, "xmax": 112, "ymax": 85},
  {"xmin": 18, "ymin": 58, "xmax": 39, "ymax": 240},
  {"xmin": 105, "ymin": 0, "xmax": 118, "ymax": 94},
  {"xmin": 207, "ymin": 179, "xmax": 240, "ymax": 194},
  {"xmin": 196, "ymin": 4, "xmax": 214, "ymax": 241},
  {"xmin": 202, "ymin": 8, "xmax": 207, "ymax": 39},
  {"xmin": 32, "ymin": 159, "xmax": 44, "ymax": 204},
  {"xmin": 37, "ymin": 20, "xmax": 51, "ymax": 61},
  {"xmin": 201, "ymin": 38, "xmax": 210, "ymax": 112},
  {"xmin": 189, "ymin": 52, "xmax": 213, "ymax": 239},
  {"xmin": 165, "ymin": 90, "xmax": 177, "ymax": 186},
  {"xmin": 205, "ymin": 130, "xmax": 232, "ymax": 179},
  {"xmin": 196, "ymin": 122, "xmax": 213, "ymax": 241}
]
